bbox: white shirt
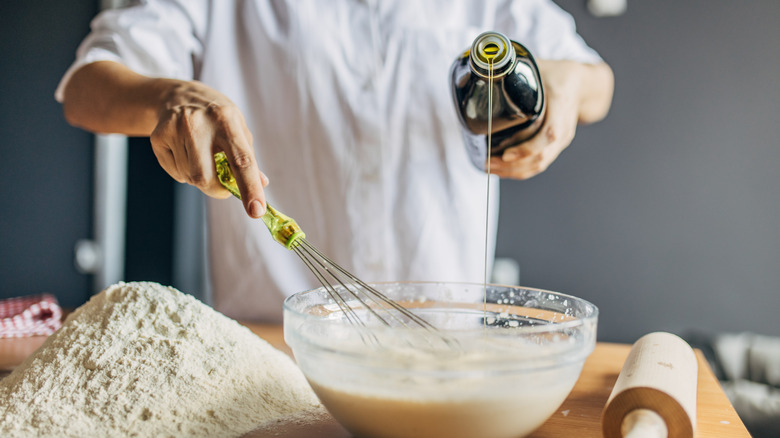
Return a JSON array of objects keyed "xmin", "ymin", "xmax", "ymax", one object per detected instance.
[{"xmin": 57, "ymin": 0, "xmax": 602, "ymax": 322}]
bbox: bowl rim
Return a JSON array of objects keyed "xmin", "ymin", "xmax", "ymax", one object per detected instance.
[{"xmin": 283, "ymin": 280, "xmax": 599, "ymax": 333}]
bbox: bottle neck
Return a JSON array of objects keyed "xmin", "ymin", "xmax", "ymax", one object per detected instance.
[{"xmin": 469, "ymin": 31, "xmax": 516, "ymax": 78}]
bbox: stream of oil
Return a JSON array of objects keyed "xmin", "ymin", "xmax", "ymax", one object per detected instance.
[{"xmin": 483, "ymin": 46, "xmax": 497, "ymax": 329}]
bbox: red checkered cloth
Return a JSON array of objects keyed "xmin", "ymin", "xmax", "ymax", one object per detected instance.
[{"xmin": 0, "ymin": 294, "xmax": 63, "ymax": 338}]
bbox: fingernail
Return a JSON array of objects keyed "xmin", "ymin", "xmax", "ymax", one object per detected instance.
[
  {"xmin": 249, "ymin": 200, "xmax": 266, "ymax": 218},
  {"xmin": 260, "ymin": 172, "xmax": 270, "ymax": 187}
]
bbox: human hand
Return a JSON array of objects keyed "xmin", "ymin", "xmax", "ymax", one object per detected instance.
[
  {"xmin": 61, "ymin": 61, "xmax": 268, "ymax": 218},
  {"xmin": 488, "ymin": 59, "xmax": 613, "ymax": 180},
  {"xmin": 150, "ymin": 81, "xmax": 269, "ymax": 217}
]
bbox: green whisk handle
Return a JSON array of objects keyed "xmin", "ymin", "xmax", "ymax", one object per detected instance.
[{"xmin": 214, "ymin": 152, "xmax": 305, "ymax": 249}]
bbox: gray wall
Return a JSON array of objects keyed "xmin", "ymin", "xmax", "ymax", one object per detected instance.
[
  {"xmin": 496, "ymin": 0, "xmax": 780, "ymax": 342},
  {"xmin": 0, "ymin": 1, "xmax": 97, "ymax": 308},
  {"xmin": 0, "ymin": 1, "xmax": 177, "ymax": 306}
]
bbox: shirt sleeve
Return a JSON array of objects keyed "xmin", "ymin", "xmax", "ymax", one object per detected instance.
[
  {"xmin": 499, "ymin": 0, "xmax": 603, "ymax": 64},
  {"xmin": 55, "ymin": 0, "xmax": 208, "ymax": 102}
]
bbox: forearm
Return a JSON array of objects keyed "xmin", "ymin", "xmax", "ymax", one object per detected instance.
[
  {"xmin": 575, "ymin": 62, "xmax": 614, "ymax": 124},
  {"xmin": 537, "ymin": 59, "xmax": 614, "ymax": 126},
  {"xmin": 61, "ymin": 60, "xmax": 179, "ymax": 136}
]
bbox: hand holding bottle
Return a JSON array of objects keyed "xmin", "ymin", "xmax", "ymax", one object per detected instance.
[{"xmin": 488, "ymin": 59, "xmax": 614, "ymax": 180}]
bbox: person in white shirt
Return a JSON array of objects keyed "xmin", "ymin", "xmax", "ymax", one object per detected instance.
[{"xmin": 58, "ymin": 0, "xmax": 614, "ymax": 322}]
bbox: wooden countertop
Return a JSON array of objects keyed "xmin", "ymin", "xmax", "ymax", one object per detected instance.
[{"xmin": 1, "ymin": 324, "xmax": 750, "ymax": 437}]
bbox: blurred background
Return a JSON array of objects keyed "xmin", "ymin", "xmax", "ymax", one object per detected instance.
[
  {"xmin": 1, "ymin": 0, "xmax": 778, "ymax": 434},
  {"xmin": 499, "ymin": 0, "xmax": 780, "ymax": 343},
  {"xmin": 1, "ymin": 0, "xmax": 779, "ymax": 388}
]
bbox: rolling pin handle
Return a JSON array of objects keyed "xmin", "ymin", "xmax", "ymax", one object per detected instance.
[
  {"xmin": 621, "ymin": 408, "xmax": 668, "ymax": 438},
  {"xmin": 601, "ymin": 332, "xmax": 697, "ymax": 438}
]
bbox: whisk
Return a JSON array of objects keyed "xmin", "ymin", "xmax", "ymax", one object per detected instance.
[{"xmin": 214, "ymin": 152, "xmax": 444, "ymax": 342}]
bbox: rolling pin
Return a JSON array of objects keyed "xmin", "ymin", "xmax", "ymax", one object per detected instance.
[{"xmin": 602, "ymin": 332, "xmax": 698, "ymax": 438}]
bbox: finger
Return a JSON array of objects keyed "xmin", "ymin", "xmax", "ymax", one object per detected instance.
[
  {"xmin": 178, "ymin": 114, "xmax": 233, "ymax": 199},
  {"xmin": 172, "ymin": 110, "xmax": 196, "ymax": 183},
  {"xmin": 241, "ymin": 122, "xmax": 268, "ymax": 188},
  {"xmin": 499, "ymin": 126, "xmax": 549, "ymax": 163},
  {"xmin": 151, "ymin": 119, "xmax": 187, "ymax": 184},
  {"xmin": 493, "ymin": 140, "xmax": 546, "ymax": 179},
  {"xmin": 211, "ymin": 108, "xmax": 266, "ymax": 217},
  {"xmin": 491, "ymin": 123, "xmax": 572, "ymax": 179},
  {"xmin": 187, "ymin": 139, "xmax": 233, "ymax": 199},
  {"xmin": 223, "ymin": 142, "xmax": 266, "ymax": 217},
  {"xmin": 489, "ymin": 124, "xmax": 553, "ymax": 179},
  {"xmin": 155, "ymin": 146, "xmax": 187, "ymax": 183},
  {"xmin": 488, "ymin": 156, "xmax": 543, "ymax": 180}
]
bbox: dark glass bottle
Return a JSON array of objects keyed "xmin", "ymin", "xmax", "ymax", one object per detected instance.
[{"xmin": 450, "ymin": 31, "xmax": 545, "ymax": 171}]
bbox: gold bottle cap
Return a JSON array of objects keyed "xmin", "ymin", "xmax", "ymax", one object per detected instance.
[{"xmin": 470, "ymin": 31, "xmax": 514, "ymax": 74}]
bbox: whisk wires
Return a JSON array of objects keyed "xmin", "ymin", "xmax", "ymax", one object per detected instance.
[{"xmin": 292, "ymin": 239, "xmax": 438, "ymax": 331}]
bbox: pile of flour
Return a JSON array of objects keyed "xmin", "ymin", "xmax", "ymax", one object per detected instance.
[{"xmin": 0, "ymin": 282, "xmax": 320, "ymax": 437}]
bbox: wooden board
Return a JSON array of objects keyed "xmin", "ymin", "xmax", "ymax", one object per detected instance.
[
  {"xmin": 0, "ymin": 335, "xmax": 47, "ymax": 376},
  {"xmin": 0, "ymin": 324, "xmax": 750, "ymax": 437}
]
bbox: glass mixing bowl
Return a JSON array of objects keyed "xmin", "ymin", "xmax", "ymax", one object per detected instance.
[{"xmin": 283, "ymin": 282, "xmax": 598, "ymax": 438}]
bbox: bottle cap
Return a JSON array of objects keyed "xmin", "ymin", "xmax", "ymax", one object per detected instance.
[{"xmin": 470, "ymin": 31, "xmax": 515, "ymax": 75}]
